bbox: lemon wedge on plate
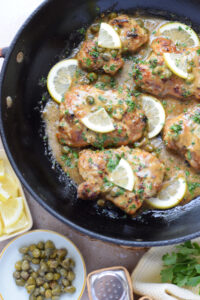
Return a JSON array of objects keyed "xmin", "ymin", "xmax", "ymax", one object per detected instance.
[
  {"xmin": 158, "ymin": 22, "xmax": 199, "ymax": 48},
  {"xmin": 163, "ymin": 52, "xmax": 191, "ymax": 79},
  {"xmin": 0, "ymin": 173, "xmax": 19, "ymax": 202},
  {"xmin": 0, "ymin": 196, "xmax": 24, "ymax": 228},
  {"xmin": 4, "ymin": 212, "xmax": 28, "ymax": 234},
  {"xmin": 109, "ymin": 158, "xmax": 135, "ymax": 191},
  {"xmin": 98, "ymin": 22, "xmax": 121, "ymax": 49},
  {"xmin": 140, "ymin": 95, "xmax": 165, "ymax": 139},
  {"xmin": 47, "ymin": 59, "xmax": 78, "ymax": 104},
  {"xmin": 146, "ymin": 176, "xmax": 187, "ymax": 209},
  {"xmin": 81, "ymin": 108, "xmax": 115, "ymax": 133}
]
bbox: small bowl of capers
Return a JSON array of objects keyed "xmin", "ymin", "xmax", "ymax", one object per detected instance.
[{"xmin": 0, "ymin": 229, "xmax": 86, "ymax": 300}]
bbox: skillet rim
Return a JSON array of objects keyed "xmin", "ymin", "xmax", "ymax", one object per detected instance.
[{"xmin": 1, "ymin": 0, "xmax": 200, "ymax": 247}]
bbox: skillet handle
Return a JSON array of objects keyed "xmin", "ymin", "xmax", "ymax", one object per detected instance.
[{"xmin": 0, "ymin": 47, "xmax": 9, "ymax": 58}]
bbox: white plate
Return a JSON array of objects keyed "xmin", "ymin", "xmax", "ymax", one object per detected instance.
[{"xmin": 0, "ymin": 230, "xmax": 86, "ymax": 300}]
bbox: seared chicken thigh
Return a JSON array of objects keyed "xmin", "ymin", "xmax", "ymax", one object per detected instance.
[
  {"xmin": 57, "ymin": 85, "xmax": 146, "ymax": 148},
  {"xmin": 78, "ymin": 146, "xmax": 165, "ymax": 215},
  {"xmin": 109, "ymin": 15, "xmax": 149, "ymax": 52},
  {"xmin": 133, "ymin": 37, "xmax": 200, "ymax": 100},
  {"xmin": 163, "ymin": 107, "xmax": 200, "ymax": 170}
]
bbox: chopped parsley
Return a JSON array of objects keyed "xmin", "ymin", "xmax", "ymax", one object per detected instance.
[
  {"xmin": 170, "ymin": 122, "xmax": 183, "ymax": 136},
  {"xmin": 192, "ymin": 111, "xmax": 200, "ymax": 124}
]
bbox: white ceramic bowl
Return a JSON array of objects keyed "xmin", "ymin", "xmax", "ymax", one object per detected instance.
[{"xmin": 0, "ymin": 230, "xmax": 86, "ymax": 300}]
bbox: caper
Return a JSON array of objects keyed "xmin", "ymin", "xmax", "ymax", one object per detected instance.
[
  {"xmin": 53, "ymin": 273, "xmax": 61, "ymax": 281},
  {"xmin": 186, "ymin": 73, "xmax": 195, "ymax": 83},
  {"xmin": 50, "ymin": 250, "xmax": 57, "ymax": 259},
  {"xmin": 15, "ymin": 278, "xmax": 26, "ymax": 286},
  {"xmin": 110, "ymin": 49, "xmax": 118, "ymax": 58},
  {"xmin": 136, "ymin": 18, "xmax": 144, "ymax": 27},
  {"xmin": 69, "ymin": 258, "xmax": 75, "ymax": 268},
  {"xmin": 21, "ymin": 271, "xmax": 30, "ymax": 280},
  {"xmin": 86, "ymin": 96, "xmax": 95, "ymax": 105},
  {"xmin": 33, "ymin": 288, "xmax": 40, "ymax": 296},
  {"xmin": 40, "ymin": 251, "xmax": 46, "ymax": 259},
  {"xmin": 31, "ymin": 272, "xmax": 38, "ymax": 279},
  {"xmin": 187, "ymin": 65, "xmax": 193, "ymax": 73},
  {"xmin": 26, "ymin": 284, "xmax": 36, "ymax": 294},
  {"xmin": 63, "ymin": 286, "xmax": 76, "ymax": 293},
  {"xmin": 52, "ymin": 297, "xmax": 59, "ymax": 300},
  {"xmin": 45, "ymin": 240, "xmax": 55, "ymax": 250},
  {"xmin": 36, "ymin": 277, "xmax": 44, "ymax": 286},
  {"xmin": 22, "ymin": 260, "xmax": 30, "ymax": 271},
  {"xmin": 29, "ymin": 244, "xmax": 37, "ymax": 252},
  {"xmin": 45, "ymin": 272, "xmax": 54, "ymax": 281},
  {"xmin": 45, "ymin": 289, "xmax": 52, "ymax": 298},
  {"xmin": 37, "ymin": 241, "xmax": 44, "ymax": 250},
  {"xmin": 90, "ymin": 23, "xmax": 100, "ymax": 33},
  {"xmin": 101, "ymin": 53, "xmax": 110, "ymax": 61},
  {"xmin": 15, "ymin": 260, "xmax": 22, "ymax": 271},
  {"xmin": 67, "ymin": 270, "xmax": 75, "ymax": 281},
  {"xmin": 109, "ymin": 12, "xmax": 117, "ymax": 19},
  {"xmin": 60, "ymin": 268, "xmax": 68, "ymax": 277},
  {"xmin": 97, "ymin": 199, "xmax": 105, "ymax": 206},
  {"xmin": 39, "ymin": 286, "xmax": 45, "ymax": 296},
  {"xmin": 27, "ymin": 277, "xmax": 36, "ymax": 285},
  {"xmin": 43, "ymin": 282, "xmax": 49, "ymax": 290},
  {"xmin": 32, "ymin": 248, "xmax": 41, "ymax": 258},
  {"xmin": 29, "ymin": 295, "xmax": 37, "ymax": 300},
  {"xmin": 32, "ymin": 258, "xmax": 40, "ymax": 264},
  {"xmin": 45, "ymin": 248, "xmax": 54, "ymax": 258},
  {"xmin": 36, "ymin": 296, "xmax": 44, "ymax": 300},
  {"xmin": 19, "ymin": 246, "xmax": 29, "ymax": 254},
  {"xmin": 23, "ymin": 254, "xmax": 32, "ymax": 261},
  {"xmin": 61, "ymin": 258, "xmax": 70, "ymax": 269},
  {"xmin": 49, "ymin": 281, "xmax": 57, "ymax": 290},
  {"xmin": 62, "ymin": 278, "xmax": 70, "ymax": 287},
  {"xmin": 52, "ymin": 285, "xmax": 61, "ymax": 296},
  {"xmin": 13, "ymin": 271, "xmax": 21, "ymax": 279},
  {"xmin": 47, "ymin": 259, "xmax": 59, "ymax": 269},
  {"xmin": 40, "ymin": 261, "xmax": 48, "ymax": 272},
  {"xmin": 100, "ymin": 74, "xmax": 111, "ymax": 83},
  {"xmin": 86, "ymin": 72, "xmax": 98, "ymax": 82},
  {"xmin": 56, "ymin": 249, "xmax": 67, "ymax": 260},
  {"xmin": 143, "ymin": 143, "xmax": 155, "ymax": 152}
]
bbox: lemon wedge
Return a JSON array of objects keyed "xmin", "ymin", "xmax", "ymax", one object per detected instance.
[
  {"xmin": 0, "ymin": 197, "xmax": 24, "ymax": 228},
  {"xmin": 98, "ymin": 22, "xmax": 121, "ymax": 49},
  {"xmin": 146, "ymin": 176, "xmax": 187, "ymax": 209},
  {"xmin": 158, "ymin": 22, "xmax": 199, "ymax": 48},
  {"xmin": 0, "ymin": 217, "xmax": 3, "ymax": 236},
  {"xmin": 0, "ymin": 173, "xmax": 19, "ymax": 201},
  {"xmin": 109, "ymin": 158, "xmax": 135, "ymax": 191},
  {"xmin": 81, "ymin": 108, "xmax": 115, "ymax": 133},
  {"xmin": 163, "ymin": 52, "xmax": 192, "ymax": 79},
  {"xmin": 140, "ymin": 95, "xmax": 165, "ymax": 139},
  {"xmin": 47, "ymin": 59, "xmax": 78, "ymax": 103},
  {"xmin": 4, "ymin": 212, "xmax": 28, "ymax": 234},
  {"xmin": 0, "ymin": 160, "xmax": 5, "ymax": 179}
]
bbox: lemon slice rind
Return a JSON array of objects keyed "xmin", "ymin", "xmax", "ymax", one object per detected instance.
[
  {"xmin": 47, "ymin": 59, "xmax": 78, "ymax": 104},
  {"xmin": 0, "ymin": 196, "xmax": 24, "ymax": 228},
  {"xmin": 140, "ymin": 95, "xmax": 165, "ymax": 139},
  {"xmin": 163, "ymin": 52, "xmax": 189, "ymax": 79},
  {"xmin": 98, "ymin": 22, "xmax": 121, "ymax": 49},
  {"xmin": 158, "ymin": 22, "xmax": 199, "ymax": 48},
  {"xmin": 109, "ymin": 158, "xmax": 135, "ymax": 191},
  {"xmin": 81, "ymin": 108, "xmax": 115, "ymax": 133},
  {"xmin": 146, "ymin": 176, "xmax": 187, "ymax": 209}
]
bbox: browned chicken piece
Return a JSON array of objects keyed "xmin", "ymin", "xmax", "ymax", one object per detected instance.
[
  {"xmin": 109, "ymin": 15, "xmax": 149, "ymax": 52},
  {"xmin": 77, "ymin": 39, "xmax": 124, "ymax": 75},
  {"xmin": 133, "ymin": 37, "xmax": 200, "ymax": 100},
  {"xmin": 78, "ymin": 146, "xmax": 165, "ymax": 215},
  {"xmin": 163, "ymin": 106, "xmax": 200, "ymax": 170},
  {"xmin": 57, "ymin": 85, "xmax": 146, "ymax": 148}
]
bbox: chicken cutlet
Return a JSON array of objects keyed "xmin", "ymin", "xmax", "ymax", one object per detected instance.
[
  {"xmin": 163, "ymin": 106, "xmax": 200, "ymax": 170},
  {"xmin": 78, "ymin": 146, "xmax": 165, "ymax": 215},
  {"xmin": 57, "ymin": 85, "xmax": 147, "ymax": 148},
  {"xmin": 133, "ymin": 37, "xmax": 200, "ymax": 100},
  {"xmin": 77, "ymin": 15, "xmax": 149, "ymax": 75}
]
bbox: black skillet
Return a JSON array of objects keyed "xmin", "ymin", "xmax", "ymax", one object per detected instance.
[{"xmin": 1, "ymin": 0, "xmax": 200, "ymax": 247}]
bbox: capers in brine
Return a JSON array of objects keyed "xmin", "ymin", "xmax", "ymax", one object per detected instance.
[
  {"xmin": 86, "ymin": 95, "xmax": 95, "ymax": 105},
  {"xmin": 22, "ymin": 260, "xmax": 30, "ymax": 271},
  {"xmin": 31, "ymin": 271, "xmax": 38, "ymax": 279},
  {"xmin": 29, "ymin": 294, "xmax": 37, "ymax": 300},
  {"xmin": 53, "ymin": 273, "xmax": 61, "ymax": 281},
  {"xmin": 62, "ymin": 278, "xmax": 70, "ymax": 287},
  {"xmin": 19, "ymin": 246, "xmax": 29, "ymax": 254},
  {"xmin": 13, "ymin": 271, "xmax": 21, "ymax": 279},
  {"xmin": 86, "ymin": 72, "xmax": 98, "ymax": 82},
  {"xmin": 63, "ymin": 286, "xmax": 76, "ymax": 294},
  {"xmin": 29, "ymin": 244, "xmax": 37, "ymax": 252},
  {"xmin": 52, "ymin": 285, "xmax": 61, "ymax": 296},
  {"xmin": 67, "ymin": 270, "xmax": 75, "ymax": 281},
  {"xmin": 15, "ymin": 260, "xmax": 22, "ymax": 271},
  {"xmin": 45, "ymin": 272, "xmax": 54, "ymax": 281},
  {"xmin": 21, "ymin": 271, "xmax": 30, "ymax": 280},
  {"xmin": 56, "ymin": 249, "xmax": 67, "ymax": 261},
  {"xmin": 45, "ymin": 289, "xmax": 52, "ymax": 298},
  {"xmin": 32, "ymin": 248, "xmax": 41, "ymax": 258},
  {"xmin": 37, "ymin": 241, "xmax": 44, "ymax": 250},
  {"xmin": 36, "ymin": 296, "xmax": 44, "ymax": 300},
  {"xmin": 40, "ymin": 261, "xmax": 48, "ymax": 273},
  {"xmin": 43, "ymin": 282, "xmax": 49, "ymax": 290},
  {"xmin": 27, "ymin": 277, "xmax": 36, "ymax": 285},
  {"xmin": 39, "ymin": 286, "xmax": 45, "ymax": 296},
  {"xmin": 36, "ymin": 277, "xmax": 44, "ymax": 286},
  {"xmin": 15, "ymin": 278, "xmax": 26, "ymax": 286},
  {"xmin": 90, "ymin": 23, "xmax": 100, "ymax": 33},
  {"xmin": 45, "ymin": 240, "xmax": 55, "ymax": 250},
  {"xmin": 26, "ymin": 284, "xmax": 35, "ymax": 294},
  {"xmin": 52, "ymin": 297, "xmax": 59, "ymax": 300},
  {"xmin": 32, "ymin": 258, "xmax": 40, "ymax": 264},
  {"xmin": 60, "ymin": 268, "xmax": 68, "ymax": 278}
]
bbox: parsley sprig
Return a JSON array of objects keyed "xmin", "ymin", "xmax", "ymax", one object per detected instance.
[{"xmin": 161, "ymin": 241, "xmax": 200, "ymax": 290}]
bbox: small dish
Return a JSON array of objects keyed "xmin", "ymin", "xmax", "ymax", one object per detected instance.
[
  {"xmin": 0, "ymin": 229, "xmax": 86, "ymax": 300},
  {"xmin": 0, "ymin": 148, "xmax": 32, "ymax": 242}
]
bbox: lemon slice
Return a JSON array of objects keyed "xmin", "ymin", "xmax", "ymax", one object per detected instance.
[
  {"xmin": 163, "ymin": 52, "xmax": 191, "ymax": 79},
  {"xmin": 108, "ymin": 158, "xmax": 135, "ymax": 191},
  {"xmin": 146, "ymin": 176, "xmax": 187, "ymax": 209},
  {"xmin": 47, "ymin": 59, "xmax": 78, "ymax": 103},
  {"xmin": 158, "ymin": 22, "xmax": 199, "ymax": 48},
  {"xmin": 140, "ymin": 95, "xmax": 165, "ymax": 139},
  {"xmin": 0, "ymin": 197, "xmax": 24, "ymax": 228},
  {"xmin": 98, "ymin": 22, "xmax": 121, "ymax": 49},
  {"xmin": 81, "ymin": 108, "xmax": 115, "ymax": 133},
  {"xmin": 4, "ymin": 212, "xmax": 28, "ymax": 234},
  {"xmin": 0, "ymin": 173, "xmax": 19, "ymax": 201},
  {"xmin": 0, "ymin": 160, "xmax": 5, "ymax": 179}
]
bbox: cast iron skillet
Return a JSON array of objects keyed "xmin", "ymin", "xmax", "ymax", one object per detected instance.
[{"xmin": 1, "ymin": 0, "xmax": 200, "ymax": 247}]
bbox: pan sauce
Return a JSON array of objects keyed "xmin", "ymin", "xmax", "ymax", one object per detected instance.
[{"xmin": 43, "ymin": 15, "xmax": 200, "ymax": 208}]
